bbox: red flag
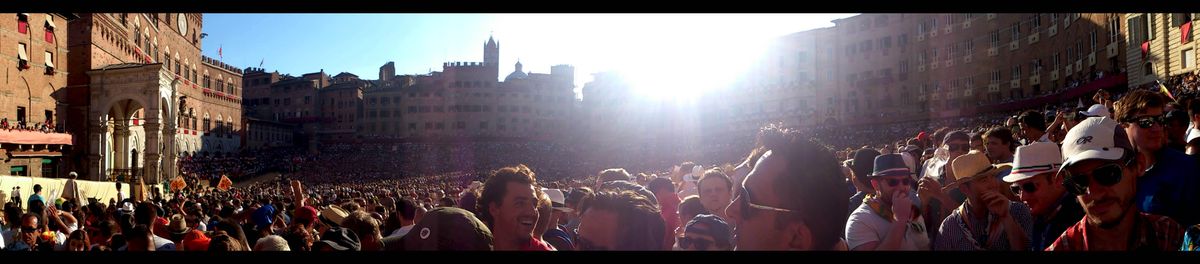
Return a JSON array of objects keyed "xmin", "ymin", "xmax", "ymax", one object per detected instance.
[
  {"xmin": 218, "ymin": 45, "xmax": 223, "ymax": 59},
  {"xmin": 1183, "ymin": 21, "xmax": 1193, "ymax": 44},
  {"xmin": 1141, "ymin": 41, "xmax": 1150, "ymax": 59}
]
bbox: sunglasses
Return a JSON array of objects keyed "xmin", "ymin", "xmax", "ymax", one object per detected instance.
[
  {"xmin": 21, "ymin": 226, "xmax": 38, "ymax": 233},
  {"xmin": 947, "ymin": 143, "xmax": 971, "ymax": 152},
  {"xmin": 734, "ymin": 185, "xmax": 794, "ymax": 219},
  {"xmin": 883, "ymin": 177, "xmax": 913, "ymax": 187},
  {"xmin": 1061, "ymin": 163, "xmax": 1124, "ymax": 195},
  {"xmin": 677, "ymin": 236, "xmax": 715, "ymax": 250},
  {"xmin": 1009, "ymin": 182, "xmax": 1037, "ymax": 194},
  {"xmin": 1128, "ymin": 115, "xmax": 1167, "ymax": 129}
]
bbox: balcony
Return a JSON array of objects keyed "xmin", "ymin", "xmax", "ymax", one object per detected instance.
[
  {"xmin": 107, "ymin": 168, "xmax": 142, "ymax": 182},
  {"xmin": 0, "ymin": 127, "xmax": 72, "ymax": 145}
]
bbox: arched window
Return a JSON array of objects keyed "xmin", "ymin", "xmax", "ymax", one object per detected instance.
[{"xmin": 203, "ymin": 113, "xmax": 210, "ymax": 132}]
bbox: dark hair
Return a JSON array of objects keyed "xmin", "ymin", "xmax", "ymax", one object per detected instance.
[
  {"xmin": 134, "ymin": 202, "xmax": 159, "ymax": 226},
  {"xmin": 983, "ymin": 126, "xmax": 1018, "ymax": 152},
  {"xmin": 646, "ymin": 177, "xmax": 675, "ymax": 195},
  {"xmin": 755, "ymin": 124, "xmax": 848, "ymax": 250},
  {"xmin": 68, "ymin": 229, "xmax": 90, "ymax": 248},
  {"xmin": 395, "ymin": 198, "xmax": 419, "ymax": 221},
  {"xmin": 439, "ymin": 197, "xmax": 456, "ymax": 208},
  {"xmin": 581, "ymin": 191, "xmax": 665, "ymax": 250},
  {"xmin": 566, "ymin": 187, "xmax": 593, "ymax": 210},
  {"xmin": 677, "ymin": 195, "xmax": 708, "ymax": 220},
  {"xmin": 698, "ymin": 169, "xmax": 733, "ymax": 194},
  {"xmin": 1019, "ymin": 110, "xmax": 1047, "ymax": 132},
  {"xmin": 125, "ymin": 224, "xmax": 153, "ymax": 251},
  {"xmin": 849, "ymin": 148, "xmax": 880, "ymax": 188},
  {"xmin": 477, "ymin": 164, "xmax": 538, "ymax": 228},
  {"xmin": 33, "ymin": 184, "xmax": 42, "ymax": 193}
]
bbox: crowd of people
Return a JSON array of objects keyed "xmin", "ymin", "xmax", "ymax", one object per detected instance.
[
  {"xmin": 5, "ymin": 73, "xmax": 1200, "ymax": 250},
  {"xmin": 0, "ymin": 118, "xmax": 61, "ymax": 134}
]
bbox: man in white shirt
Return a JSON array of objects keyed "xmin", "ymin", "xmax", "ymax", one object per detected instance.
[
  {"xmin": 386, "ymin": 198, "xmax": 421, "ymax": 238},
  {"xmin": 1018, "ymin": 110, "xmax": 1051, "ymax": 144}
]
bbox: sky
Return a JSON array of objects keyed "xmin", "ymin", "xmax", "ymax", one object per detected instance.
[{"xmin": 201, "ymin": 14, "xmax": 857, "ymax": 99}]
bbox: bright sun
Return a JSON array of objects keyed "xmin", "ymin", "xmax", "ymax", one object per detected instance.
[{"xmin": 490, "ymin": 14, "xmax": 849, "ymax": 101}]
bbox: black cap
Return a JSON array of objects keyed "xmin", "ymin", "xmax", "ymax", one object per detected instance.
[{"xmin": 402, "ymin": 207, "xmax": 493, "ymax": 251}]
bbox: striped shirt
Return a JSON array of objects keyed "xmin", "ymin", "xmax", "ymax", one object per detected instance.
[
  {"xmin": 1046, "ymin": 212, "xmax": 1183, "ymax": 251},
  {"xmin": 933, "ymin": 201, "xmax": 1033, "ymax": 251}
]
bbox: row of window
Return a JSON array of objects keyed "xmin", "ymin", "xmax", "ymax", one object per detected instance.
[
  {"xmin": 15, "ymin": 42, "xmax": 55, "ymax": 74},
  {"xmin": 402, "ymin": 91, "xmax": 568, "ymax": 102},
  {"xmin": 360, "ymin": 119, "xmax": 549, "ymax": 133},
  {"xmin": 125, "ymin": 17, "xmax": 238, "ymax": 95}
]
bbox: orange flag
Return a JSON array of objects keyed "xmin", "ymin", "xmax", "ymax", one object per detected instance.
[
  {"xmin": 217, "ymin": 175, "xmax": 233, "ymax": 191},
  {"xmin": 170, "ymin": 177, "xmax": 187, "ymax": 192}
]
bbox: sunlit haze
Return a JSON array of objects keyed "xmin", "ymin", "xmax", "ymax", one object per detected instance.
[{"xmin": 202, "ymin": 14, "xmax": 857, "ymax": 100}]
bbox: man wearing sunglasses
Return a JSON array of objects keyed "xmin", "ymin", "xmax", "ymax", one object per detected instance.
[
  {"xmin": 1113, "ymin": 90, "xmax": 1200, "ymax": 227},
  {"xmin": 1002, "ymin": 142, "xmax": 1084, "ymax": 251},
  {"xmin": 934, "ymin": 152, "xmax": 1031, "ymax": 251},
  {"xmin": 725, "ymin": 125, "xmax": 848, "ymax": 250},
  {"xmin": 675, "ymin": 214, "xmax": 732, "ymax": 251},
  {"xmin": 5, "ymin": 213, "xmax": 40, "ymax": 251},
  {"xmin": 846, "ymin": 154, "xmax": 930, "ymax": 251},
  {"xmin": 1047, "ymin": 117, "xmax": 1184, "ymax": 251}
]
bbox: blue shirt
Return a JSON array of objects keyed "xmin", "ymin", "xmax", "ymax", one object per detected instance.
[
  {"xmin": 27, "ymin": 194, "xmax": 44, "ymax": 208},
  {"xmin": 1137, "ymin": 149, "xmax": 1200, "ymax": 227}
]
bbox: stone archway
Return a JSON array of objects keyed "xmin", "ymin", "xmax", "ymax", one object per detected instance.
[{"xmin": 86, "ymin": 63, "xmax": 179, "ymax": 184}]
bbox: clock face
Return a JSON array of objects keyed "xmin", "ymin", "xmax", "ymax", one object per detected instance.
[{"xmin": 177, "ymin": 14, "xmax": 188, "ymax": 35}]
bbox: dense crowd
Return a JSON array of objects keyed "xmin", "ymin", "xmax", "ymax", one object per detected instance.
[{"xmin": 5, "ymin": 71, "xmax": 1200, "ymax": 251}]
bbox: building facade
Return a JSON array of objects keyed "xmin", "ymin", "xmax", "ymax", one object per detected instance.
[
  {"xmin": 1, "ymin": 13, "xmax": 76, "ymax": 178},
  {"xmin": 362, "ymin": 36, "xmax": 575, "ymax": 141},
  {"xmin": 706, "ymin": 13, "xmax": 1129, "ymax": 138},
  {"xmin": 67, "ymin": 13, "xmax": 242, "ymax": 183},
  {"xmin": 1125, "ymin": 13, "xmax": 1199, "ymax": 87}
]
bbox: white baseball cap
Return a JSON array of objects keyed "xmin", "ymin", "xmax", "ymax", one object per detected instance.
[
  {"xmin": 1003, "ymin": 142, "xmax": 1063, "ymax": 183},
  {"xmin": 1084, "ymin": 104, "xmax": 1109, "ymax": 117},
  {"xmin": 1060, "ymin": 117, "xmax": 1133, "ymax": 171}
]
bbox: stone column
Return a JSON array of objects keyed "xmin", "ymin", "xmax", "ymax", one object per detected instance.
[
  {"xmin": 87, "ymin": 119, "xmax": 111, "ymax": 181},
  {"xmin": 143, "ymin": 121, "xmax": 162, "ymax": 185}
]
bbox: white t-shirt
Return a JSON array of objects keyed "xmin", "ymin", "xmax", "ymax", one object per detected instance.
[
  {"xmin": 388, "ymin": 224, "xmax": 414, "ymax": 238},
  {"xmin": 1186, "ymin": 126, "xmax": 1200, "ymax": 144},
  {"xmin": 845, "ymin": 203, "xmax": 931, "ymax": 251}
]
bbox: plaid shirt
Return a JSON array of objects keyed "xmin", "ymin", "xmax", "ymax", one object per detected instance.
[{"xmin": 1046, "ymin": 212, "xmax": 1183, "ymax": 251}]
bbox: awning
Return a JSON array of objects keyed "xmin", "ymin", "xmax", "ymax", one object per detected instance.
[
  {"xmin": 44, "ymin": 14, "xmax": 55, "ymax": 29},
  {"xmin": 0, "ymin": 130, "xmax": 72, "ymax": 145},
  {"xmin": 44, "ymin": 51, "xmax": 53, "ymax": 68},
  {"xmin": 17, "ymin": 44, "xmax": 28, "ymax": 61},
  {"xmin": 10, "ymin": 166, "xmax": 24, "ymax": 172}
]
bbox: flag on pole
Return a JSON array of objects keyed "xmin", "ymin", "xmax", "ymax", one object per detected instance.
[
  {"xmin": 1157, "ymin": 80, "xmax": 1177, "ymax": 102},
  {"xmin": 218, "ymin": 45, "xmax": 223, "ymax": 60},
  {"xmin": 259, "ymin": 58, "xmax": 264, "ymax": 68}
]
